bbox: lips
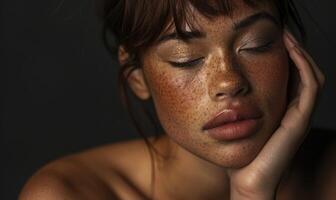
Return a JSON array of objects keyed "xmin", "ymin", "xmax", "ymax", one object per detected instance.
[{"xmin": 202, "ymin": 105, "xmax": 263, "ymax": 140}]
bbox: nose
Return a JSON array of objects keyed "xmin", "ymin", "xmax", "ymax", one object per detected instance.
[{"xmin": 208, "ymin": 64, "xmax": 249, "ymax": 101}]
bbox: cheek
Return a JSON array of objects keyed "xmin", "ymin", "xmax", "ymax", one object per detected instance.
[
  {"xmin": 143, "ymin": 62, "xmax": 205, "ymax": 135},
  {"xmin": 140, "ymin": 49, "xmax": 291, "ymax": 167},
  {"xmin": 245, "ymin": 49, "xmax": 289, "ymax": 123}
]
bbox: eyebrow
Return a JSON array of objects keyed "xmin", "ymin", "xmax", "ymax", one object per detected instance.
[
  {"xmin": 157, "ymin": 11, "xmax": 280, "ymax": 44},
  {"xmin": 233, "ymin": 11, "xmax": 280, "ymax": 31},
  {"xmin": 157, "ymin": 30, "xmax": 205, "ymax": 44}
]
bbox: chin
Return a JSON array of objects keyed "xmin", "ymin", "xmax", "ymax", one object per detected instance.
[
  {"xmin": 208, "ymin": 122, "xmax": 277, "ymax": 168},
  {"xmin": 219, "ymin": 146, "xmax": 261, "ymax": 169},
  {"xmin": 200, "ymin": 134, "xmax": 270, "ymax": 169}
]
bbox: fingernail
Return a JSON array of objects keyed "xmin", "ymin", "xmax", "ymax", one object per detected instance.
[{"xmin": 283, "ymin": 31, "xmax": 295, "ymax": 48}]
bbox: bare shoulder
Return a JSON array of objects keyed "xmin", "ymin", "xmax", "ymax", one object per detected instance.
[
  {"xmin": 19, "ymin": 137, "xmax": 157, "ymax": 200},
  {"xmin": 18, "ymin": 156, "xmax": 119, "ymax": 200}
]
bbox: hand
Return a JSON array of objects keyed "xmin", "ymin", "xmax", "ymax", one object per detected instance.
[{"xmin": 227, "ymin": 30, "xmax": 325, "ymax": 199}]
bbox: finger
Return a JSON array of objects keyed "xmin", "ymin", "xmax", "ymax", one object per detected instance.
[
  {"xmin": 285, "ymin": 31, "xmax": 325, "ymax": 88},
  {"xmin": 283, "ymin": 31, "xmax": 319, "ymax": 114}
]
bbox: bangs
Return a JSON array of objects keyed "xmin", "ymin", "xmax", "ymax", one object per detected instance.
[
  {"xmin": 105, "ymin": 0, "xmax": 273, "ymax": 50},
  {"xmin": 102, "ymin": 0, "xmax": 302, "ymax": 62},
  {"xmin": 97, "ymin": 0, "xmax": 304, "ymax": 160},
  {"xmin": 165, "ymin": 0, "xmax": 260, "ymax": 41}
]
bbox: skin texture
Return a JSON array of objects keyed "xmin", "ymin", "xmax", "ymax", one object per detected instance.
[
  {"xmin": 138, "ymin": 2, "xmax": 289, "ymax": 169},
  {"xmin": 124, "ymin": 1, "xmax": 325, "ymax": 199},
  {"xmin": 129, "ymin": 2, "xmax": 289, "ymax": 198},
  {"xmin": 19, "ymin": 0, "xmax": 328, "ymax": 200}
]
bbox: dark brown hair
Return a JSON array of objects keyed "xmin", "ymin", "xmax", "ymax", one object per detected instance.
[{"xmin": 97, "ymin": 0, "xmax": 305, "ymax": 197}]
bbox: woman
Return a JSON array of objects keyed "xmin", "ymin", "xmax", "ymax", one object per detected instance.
[{"xmin": 19, "ymin": 0, "xmax": 334, "ymax": 199}]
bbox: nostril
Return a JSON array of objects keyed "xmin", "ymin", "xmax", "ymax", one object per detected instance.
[
  {"xmin": 215, "ymin": 84, "xmax": 248, "ymax": 99},
  {"xmin": 235, "ymin": 85, "xmax": 249, "ymax": 96},
  {"xmin": 236, "ymin": 87, "xmax": 246, "ymax": 95},
  {"xmin": 216, "ymin": 92, "xmax": 225, "ymax": 97}
]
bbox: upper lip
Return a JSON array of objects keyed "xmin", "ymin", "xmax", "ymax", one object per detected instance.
[{"xmin": 202, "ymin": 104, "xmax": 263, "ymax": 130}]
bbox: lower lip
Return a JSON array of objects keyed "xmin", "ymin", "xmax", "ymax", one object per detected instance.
[{"xmin": 205, "ymin": 119, "xmax": 261, "ymax": 141}]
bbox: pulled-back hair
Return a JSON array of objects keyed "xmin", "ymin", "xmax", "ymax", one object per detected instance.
[{"xmin": 96, "ymin": 0, "xmax": 305, "ymax": 197}]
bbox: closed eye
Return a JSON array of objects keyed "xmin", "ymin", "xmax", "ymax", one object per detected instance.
[
  {"xmin": 168, "ymin": 57, "xmax": 204, "ymax": 68},
  {"xmin": 241, "ymin": 41, "xmax": 274, "ymax": 53}
]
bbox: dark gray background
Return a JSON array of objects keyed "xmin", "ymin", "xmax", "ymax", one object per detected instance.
[{"xmin": 1, "ymin": 0, "xmax": 335, "ymax": 199}]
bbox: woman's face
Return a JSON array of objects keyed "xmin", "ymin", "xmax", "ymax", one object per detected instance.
[{"xmin": 139, "ymin": 1, "xmax": 289, "ymax": 168}]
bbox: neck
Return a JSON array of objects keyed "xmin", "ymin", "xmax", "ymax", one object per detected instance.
[{"xmin": 152, "ymin": 135, "xmax": 231, "ymax": 200}]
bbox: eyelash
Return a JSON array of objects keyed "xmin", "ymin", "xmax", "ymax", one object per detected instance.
[
  {"xmin": 242, "ymin": 40, "xmax": 274, "ymax": 53},
  {"xmin": 169, "ymin": 41, "xmax": 274, "ymax": 68},
  {"xmin": 169, "ymin": 57, "xmax": 204, "ymax": 68}
]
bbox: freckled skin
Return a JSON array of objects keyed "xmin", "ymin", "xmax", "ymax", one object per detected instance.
[
  {"xmin": 141, "ymin": 2, "xmax": 289, "ymax": 168},
  {"xmin": 17, "ymin": 1, "xmax": 333, "ymax": 200}
]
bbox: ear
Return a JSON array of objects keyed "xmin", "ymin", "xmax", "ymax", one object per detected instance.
[
  {"xmin": 118, "ymin": 46, "xmax": 151, "ymax": 100},
  {"xmin": 126, "ymin": 68, "xmax": 151, "ymax": 100}
]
